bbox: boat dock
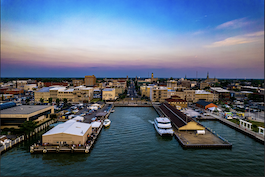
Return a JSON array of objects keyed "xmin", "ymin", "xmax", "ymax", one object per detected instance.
[
  {"xmin": 0, "ymin": 119, "xmax": 56, "ymax": 155},
  {"xmin": 206, "ymin": 113, "xmax": 264, "ymax": 144},
  {"xmin": 159, "ymin": 103, "xmax": 232, "ymax": 149},
  {"xmin": 30, "ymin": 122, "xmax": 104, "ymax": 154},
  {"xmin": 153, "ymin": 104, "xmax": 165, "ymax": 117}
]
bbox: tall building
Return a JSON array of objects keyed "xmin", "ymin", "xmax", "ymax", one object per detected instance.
[{"xmin": 85, "ymin": 75, "xmax": 96, "ymax": 86}]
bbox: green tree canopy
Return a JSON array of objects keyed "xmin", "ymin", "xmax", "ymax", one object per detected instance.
[
  {"xmin": 56, "ymin": 98, "xmax": 60, "ymax": 105},
  {"xmin": 63, "ymin": 98, "xmax": 68, "ymax": 104},
  {"xmin": 40, "ymin": 98, "xmax": 44, "ymax": 103},
  {"xmin": 48, "ymin": 97, "xmax": 53, "ymax": 103},
  {"xmin": 19, "ymin": 121, "xmax": 37, "ymax": 135}
]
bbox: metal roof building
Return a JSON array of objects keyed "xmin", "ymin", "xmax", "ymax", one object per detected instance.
[{"xmin": 42, "ymin": 121, "xmax": 92, "ymax": 145}]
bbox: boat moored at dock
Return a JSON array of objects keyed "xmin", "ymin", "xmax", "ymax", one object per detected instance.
[
  {"xmin": 154, "ymin": 117, "xmax": 174, "ymax": 136},
  {"xmin": 103, "ymin": 119, "xmax": 111, "ymax": 127}
]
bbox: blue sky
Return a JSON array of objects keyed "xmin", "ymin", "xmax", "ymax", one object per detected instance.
[{"xmin": 1, "ymin": 0, "xmax": 264, "ymax": 78}]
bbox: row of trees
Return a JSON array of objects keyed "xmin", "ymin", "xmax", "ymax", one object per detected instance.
[{"xmin": 39, "ymin": 98, "xmax": 68, "ymax": 105}]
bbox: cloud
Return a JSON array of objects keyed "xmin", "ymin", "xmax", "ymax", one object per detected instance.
[
  {"xmin": 216, "ymin": 17, "xmax": 251, "ymax": 30},
  {"xmin": 204, "ymin": 31, "xmax": 264, "ymax": 48},
  {"xmin": 192, "ymin": 30, "xmax": 205, "ymax": 35}
]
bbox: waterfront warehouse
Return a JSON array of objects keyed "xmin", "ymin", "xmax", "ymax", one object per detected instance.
[{"xmin": 42, "ymin": 121, "xmax": 92, "ymax": 145}]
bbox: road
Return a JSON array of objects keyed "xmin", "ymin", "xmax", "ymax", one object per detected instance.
[{"xmin": 128, "ymin": 80, "xmax": 137, "ymax": 98}]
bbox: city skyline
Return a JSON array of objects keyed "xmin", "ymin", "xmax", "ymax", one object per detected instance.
[{"xmin": 1, "ymin": 0, "xmax": 264, "ymax": 78}]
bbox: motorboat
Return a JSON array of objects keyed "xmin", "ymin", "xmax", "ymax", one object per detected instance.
[
  {"xmin": 111, "ymin": 110, "xmax": 115, "ymax": 113},
  {"xmin": 103, "ymin": 119, "xmax": 111, "ymax": 127},
  {"xmin": 154, "ymin": 117, "xmax": 174, "ymax": 136}
]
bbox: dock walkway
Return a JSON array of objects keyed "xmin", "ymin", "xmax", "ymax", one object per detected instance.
[
  {"xmin": 208, "ymin": 113, "xmax": 264, "ymax": 143},
  {"xmin": 0, "ymin": 119, "xmax": 56, "ymax": 154},
  {"xmin": 153, "ymin": 105, "xmax": 165, "ymax": 117}
]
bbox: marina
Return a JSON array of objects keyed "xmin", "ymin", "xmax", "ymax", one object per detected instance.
[{"xmin": 0, "ymin": 107, "xmax": 264, "ymax": 176}]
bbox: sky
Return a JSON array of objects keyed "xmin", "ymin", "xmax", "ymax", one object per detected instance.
[{"xmin": 1, "ymin": 0, "xmax": 264, "ymax": 78}]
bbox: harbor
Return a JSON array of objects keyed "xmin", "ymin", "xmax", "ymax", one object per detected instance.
[{"xmin": 1, "ymin": 107, "xmax": 264, "ymax": 176}]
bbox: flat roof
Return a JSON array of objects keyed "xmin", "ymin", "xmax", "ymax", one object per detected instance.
[
  {"xmin": 49, "ymin": 87, "xmax": 66, "ymax": 91},
  {"xmin": 195, "ymin": 90, "xmax": 212, "ymax": 94},
  {"xmin": 0, "ymin": 105, "xmax": 52, "ymax": 114},
  {"xmin": 36, "ymin": 87, "xmax": 53, "ymax": 92},
  {"xmin": 210, "ymin": 87, "xmax": 230, "ymax": 92},
  {"xmin": 103, "ymin": 88, "xmax": 114, "ymax": 91}
]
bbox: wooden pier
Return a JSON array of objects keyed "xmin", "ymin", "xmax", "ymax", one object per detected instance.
[
  {"xmin": 159, "ymin": 103, "xmax": 232, "ymax": 149},
  {"xmin": 173, "ymin": 125, "xmax": 232, "ymax": 149}
]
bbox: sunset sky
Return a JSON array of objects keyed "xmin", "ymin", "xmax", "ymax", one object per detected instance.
[{"xmin": 1, "ymin": 0, "xmax": 264, "ymax": 78}]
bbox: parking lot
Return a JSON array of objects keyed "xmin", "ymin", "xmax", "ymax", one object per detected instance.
[{"xmin": 59, "ymin": 103, "xmax": 113, "ymax": 123}]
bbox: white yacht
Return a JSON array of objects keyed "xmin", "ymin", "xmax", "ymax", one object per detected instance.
[
  {"xmin": 154, "ymin": 117, "xmax": 174, "ymax": 136},
  {"xmin": 103, "ymin": 119, "xmax": 111, "ymax": 127}
]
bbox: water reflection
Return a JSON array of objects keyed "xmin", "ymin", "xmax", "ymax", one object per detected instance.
[{"xmin": 41, "ymin": 153, "xmax": 90, "ymax": 165}]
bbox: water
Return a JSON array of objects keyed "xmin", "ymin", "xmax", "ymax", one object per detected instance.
[{"xmin": 0, "ymin": 107, "xmax": 264, "ymax": 176}]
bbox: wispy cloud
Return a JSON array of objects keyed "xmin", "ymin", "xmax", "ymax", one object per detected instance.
[
  {"xmin": 204, "ymin": 31, "xmax": 264, "ymax": 48},
  {"xmin": 216, "ymin": 17, "xmax": 251, "ymax": 30},
  {"xmin": 192, "ymin": 30, "xmax": 205, "ymax": 35}
]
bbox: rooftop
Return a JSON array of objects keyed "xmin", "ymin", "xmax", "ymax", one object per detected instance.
[
  {"xmin": 196, "ymin": 100, "xmax": 213, "ymax": 106},
  {"xmin": 0, "ymin": 105, "xmax": 52, "ymax": 114},
  {"xmin": 43, "ymin": 121, "xmax": 91, "ymax": 136},
  {"xmin": 103, "ymin": 88, "xmax": 114, "ymax": 91},
  {"xmin": 195, "ymin": 90, "xmax": 212, "ymax": 94},
  {"xmin": 210, "ymin": 87, "xmax": 230, "ymax": 93},
  {"xmin": 36, "ymin": 87, "xmax": 54, "ymax": 92},
  {"xmin": 165, "ymin": 98, "xmax": 186, "ymax": 102},
  {"xmin": 49, "ymin": 87, "xmax": 66, "ymax": 91}
]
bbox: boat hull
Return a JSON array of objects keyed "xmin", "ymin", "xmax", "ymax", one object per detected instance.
[
  {"xmin": 154, "ymin": 122, "xmax": 173, "ymax": 136},
  {"xmin": 103, "ymin": 119, "xmax": 111, "ymax": 127}
]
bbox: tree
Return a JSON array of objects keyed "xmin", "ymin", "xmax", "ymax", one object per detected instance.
[
  {"xmin": 170, "ymin": 77, "xmax": 174, "ymax": 80},
  {"xmin": 48, "ymin": 97, "xmax": 53, "ymax": 104},
  {"xmin": 56, "ymin": 98, "xmax": 60, "ymax": 105},
  {"xmin": 63, "ymin": 98, "xmax": 68, "ymax": 104},
  {"xmin": 19, "ymin": 121, "xmax": 37, "ymax": 136},
  {"xmin": 40, "ymin": 98, "xmax": 44, "ymax": 104},
  {"xmin": 25, "ymin": 98, "xmax": 30, "ymax": 105}
]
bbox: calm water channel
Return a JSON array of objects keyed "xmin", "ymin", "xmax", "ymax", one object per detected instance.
[{"xmin": 0, "ymin": 107, "xmax": 264, "ymax": 176}]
